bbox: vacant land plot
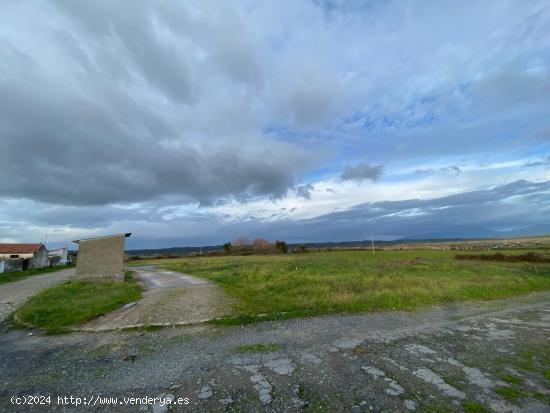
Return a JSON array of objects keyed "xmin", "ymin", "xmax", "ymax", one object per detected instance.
[{"xmin": 135, "ymin": 250, "xmax": 550, "ymax": 320}]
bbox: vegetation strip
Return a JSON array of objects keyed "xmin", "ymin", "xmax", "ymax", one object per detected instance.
[
  {"xmin": 14, "ymin": 279, "xmax": 142, "ymax": 334},
  {"xmin": 0, "ymin": 264, "xmax": 75, "ymax": 285},
  {"xmin": 455, "ymin": 252, "xmax": 550, "ymax": 263}
]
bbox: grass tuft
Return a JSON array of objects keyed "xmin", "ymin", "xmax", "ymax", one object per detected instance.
[
  {"xmin": 463, "ymin": 401, "xmax": 491, "ymax": 413},
  {"xmin": 495, "ymin": 386, "xmax": 522, "ymax": 401},
  {"xmin": 235, "ymin": 343, "xmax": 282, "ymax": 353},
  {"xmin": 501, "ymin": 374, "xmax": 524, "ymax": 385}
]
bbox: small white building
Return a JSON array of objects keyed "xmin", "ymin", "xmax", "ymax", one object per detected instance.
[
  {"xmin": 48, "ymin": 247, "xmax": 69, "ymax": 265},
  {"xmin": 0, "ymin": 244, "xmax": 49, "ymax": 273}
]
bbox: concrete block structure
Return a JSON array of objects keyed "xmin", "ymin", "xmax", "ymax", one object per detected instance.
[{"xmin": 73, "ymin": 233, "xmax": 131, "ymax": 280}]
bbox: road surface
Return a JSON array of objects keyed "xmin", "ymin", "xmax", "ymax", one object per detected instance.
[{"xmin": 0, "ymin": 267, "xmax": 75, "ymax": 321}]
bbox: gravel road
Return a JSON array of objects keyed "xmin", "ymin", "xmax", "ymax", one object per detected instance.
[
  {"xmin": 79, "ymin": 267, "xmax": 234, "ymax": 331},
  {"xmin": 0, "ymin": 268, "xmax": 75, "ymax": 321},
  {"xmin": 1, "ymin": 291, "xmax": 550, "ymax": 412}
]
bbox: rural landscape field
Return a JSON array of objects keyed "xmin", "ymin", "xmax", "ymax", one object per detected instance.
[{"xmin": 134, "ymin": 248, "xmax": 550, "ymax": 321}]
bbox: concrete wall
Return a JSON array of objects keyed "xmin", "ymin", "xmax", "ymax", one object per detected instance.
[
  {"xmin": 76, "ymin": 235, "xmax": 126, "ymax": 280},
  {"xmin": 2, "ymin": 259, "xmax": 24, "ymax": 272}
]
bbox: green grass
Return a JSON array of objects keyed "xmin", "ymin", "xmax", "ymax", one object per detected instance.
[
  {"xmin": 495, "ymin": 386, "xmax": 523, "ymax": 401},
  {"xmin": 463, "ymin": 401, "xmax": 491, "ymax": 413},
  {"xmin": 235, "ymin": 343, "xmax": 282, "ymax": 353},
  {"xmin": 138, "ymin": 250, "xmax": 550, "ymax": 320},
  {"xmin": 501, "ymin": 374, "xmax": 524, "ymax": 385},
  {"xmin": 15, "ymin": 280, "xmax": 142, "ymax": 334},
  {"xmin": 0, "ymin": 264, "xmax": 75, "ymax": 285}
]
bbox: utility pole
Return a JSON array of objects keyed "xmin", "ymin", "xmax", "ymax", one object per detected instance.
[{"xmin": 370, "ymin": 233, "xmax": 375, "ymax": 255}]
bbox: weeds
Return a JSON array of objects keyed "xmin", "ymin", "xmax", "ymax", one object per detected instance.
[{"xmin": 235, "ymin": 343, "xmax": 282, "ymax": 353}]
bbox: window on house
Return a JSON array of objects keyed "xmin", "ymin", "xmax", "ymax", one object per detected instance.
[{"xmin": 10, "ymin": 254, "xmax": 19, "ymax": 258}]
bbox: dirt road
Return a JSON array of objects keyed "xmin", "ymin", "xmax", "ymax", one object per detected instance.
[
  {"xmin": 79, "ymin": 267, "xmax": 233, "ymax": 331},
  {"xmin": 0, "ymin": 267, "xmax": 75, "ymax": 321},
  {"xmin": 2, "ymin": 291, "xmax": 550, "ymax": 412}
]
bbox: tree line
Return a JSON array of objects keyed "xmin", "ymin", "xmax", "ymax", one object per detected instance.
[{"xmin": 223, "ymin": 237, "xmax": 299, "ymax": 254}]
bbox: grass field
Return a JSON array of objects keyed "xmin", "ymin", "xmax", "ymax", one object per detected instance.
[
  {"xmin": 135, "ymin": 249, "xmax": 550, "ymax": 321},
  {"xmin": 15, "ymin": 279, "xmax": 142, "ymax": 334},
  {"xmin": 0, "ymin": 264, "xmax": 75, "ymax": 285}
]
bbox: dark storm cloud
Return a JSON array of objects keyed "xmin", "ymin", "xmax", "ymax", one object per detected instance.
[
  {"xmin": 0, "ymin": 1, "xmax": 312, "ymax": 206},
  {"xmin": 341, "ymin": 163, "xmax": 383, "ymax": 182}
]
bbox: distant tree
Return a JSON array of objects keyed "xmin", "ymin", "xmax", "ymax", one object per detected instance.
[
  {"xmin": 232, "ymin": 236, "xmax": 251, "ymax": 247},
  {"xmin": 298, "ymin": 245, "xmax": 307, "ymax": 253},
  {"xmin": 223, "ymin": 242, "xmax": 233, "ymax": 254},
  {"xmin": 275, "ymin": 240, "xmax": 288, "ymax": 253},
  {"xmin": 252, "ymin": 238, "xmax": 273, "ymax": 250}
]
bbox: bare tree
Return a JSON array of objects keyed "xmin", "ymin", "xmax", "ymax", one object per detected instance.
[
  {"xmin": 252, "ymin": 238, "xmax": 273, "ymax": 250},
  {"xmin": 232, "ymin": 236, "xmax": 251, "ymax": 247}
]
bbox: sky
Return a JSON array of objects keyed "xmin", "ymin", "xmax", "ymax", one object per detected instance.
[{"xmin": 1, "ymin": 0, "xmax": 549, "ymax": 249}]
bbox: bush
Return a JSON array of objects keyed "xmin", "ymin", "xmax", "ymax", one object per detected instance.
[{"xmin": 275, "ymin": 240, "xmax": 288, "ymax": 253}]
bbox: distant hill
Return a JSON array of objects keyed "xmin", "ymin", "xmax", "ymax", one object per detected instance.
[{"xmin": 126, "ymin": 235, "xmax": 550, "ymax": 256}]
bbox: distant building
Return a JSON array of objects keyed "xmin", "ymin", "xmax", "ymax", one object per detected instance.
[
  {"xmin": 0, "ymin": 244, "xmax": 49, "ymax": 273},
  {"xmin": 48, "ymin": 247, "xmax": 69, "ymax": 266},
  {"xmin": 72, "ymin": 233, "xmax": 131, "ymax": 280}
]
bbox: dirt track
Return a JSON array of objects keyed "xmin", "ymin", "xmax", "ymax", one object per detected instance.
[
  {"xmin": 0, "ymin": 268, "xmax": 75, "ymax": 321},
  {"xmin": 1, "ymin": 291, "xmax": 550, "ymax": 412},
  {"xmin": 79, "ymin": 267, "xmax": 233, "ymax": 331}
]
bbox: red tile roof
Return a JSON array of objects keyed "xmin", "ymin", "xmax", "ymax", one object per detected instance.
[{"xmin": 0, "ymin": 244, "xmax": 43, "ymax": 254}]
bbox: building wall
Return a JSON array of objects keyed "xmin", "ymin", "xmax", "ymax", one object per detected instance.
[
  {"xmin": 49, "ymin": 248, "xmax": 68, "ymax": 265},
  {"xmin": 0, "ymin": 246, "xmax": 49, "ymax": 272},
  {"xmin": 1, "ymin": 259, "xmax": 24, "ymax": 272},
  {"xmin": 76, "ymin": 235, "xmax": 126, "ymax": 280},
  {"xmin": 30, "ymin": 245, "xmax": 49, "ymax": 269}
]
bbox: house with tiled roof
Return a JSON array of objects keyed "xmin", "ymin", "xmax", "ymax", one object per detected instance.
[{"xmin": 0, "ymin": 243, "xmax": 49, "ymax": 273}]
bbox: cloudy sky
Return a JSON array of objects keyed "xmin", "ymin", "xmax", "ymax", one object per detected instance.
[{"xmin": 1, "ymin": 0, "xmax": 549, "ymax": 249}]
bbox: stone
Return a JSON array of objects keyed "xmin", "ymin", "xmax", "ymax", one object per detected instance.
[
  {"xmin": 219, "ymin": 397, "xmax": 233, "ymax": 407},
  {"xmin": 198, "ymin": 385, "xmax": 213, "ymax": 400},
  {"xmin": 404, "ymin": 399, "xmax": 417, "ymax": 411},
  {"xmin": 264, "ymin": 358, "xmax": 294, "ymax": 375},
  {"xmin": 361, "ymin": 365, "xmax": 385, "ymax": 378},
  {"xmin": 384, "ymin": 378, "xmax": 405, "ymax": 396},
  {"xmin": 123, "ymin": 354, "xmax": 137, "ymax": 362},
  {"xmin": 259, "ymin": 392, "xmax": 272, "ymax": 404}
]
